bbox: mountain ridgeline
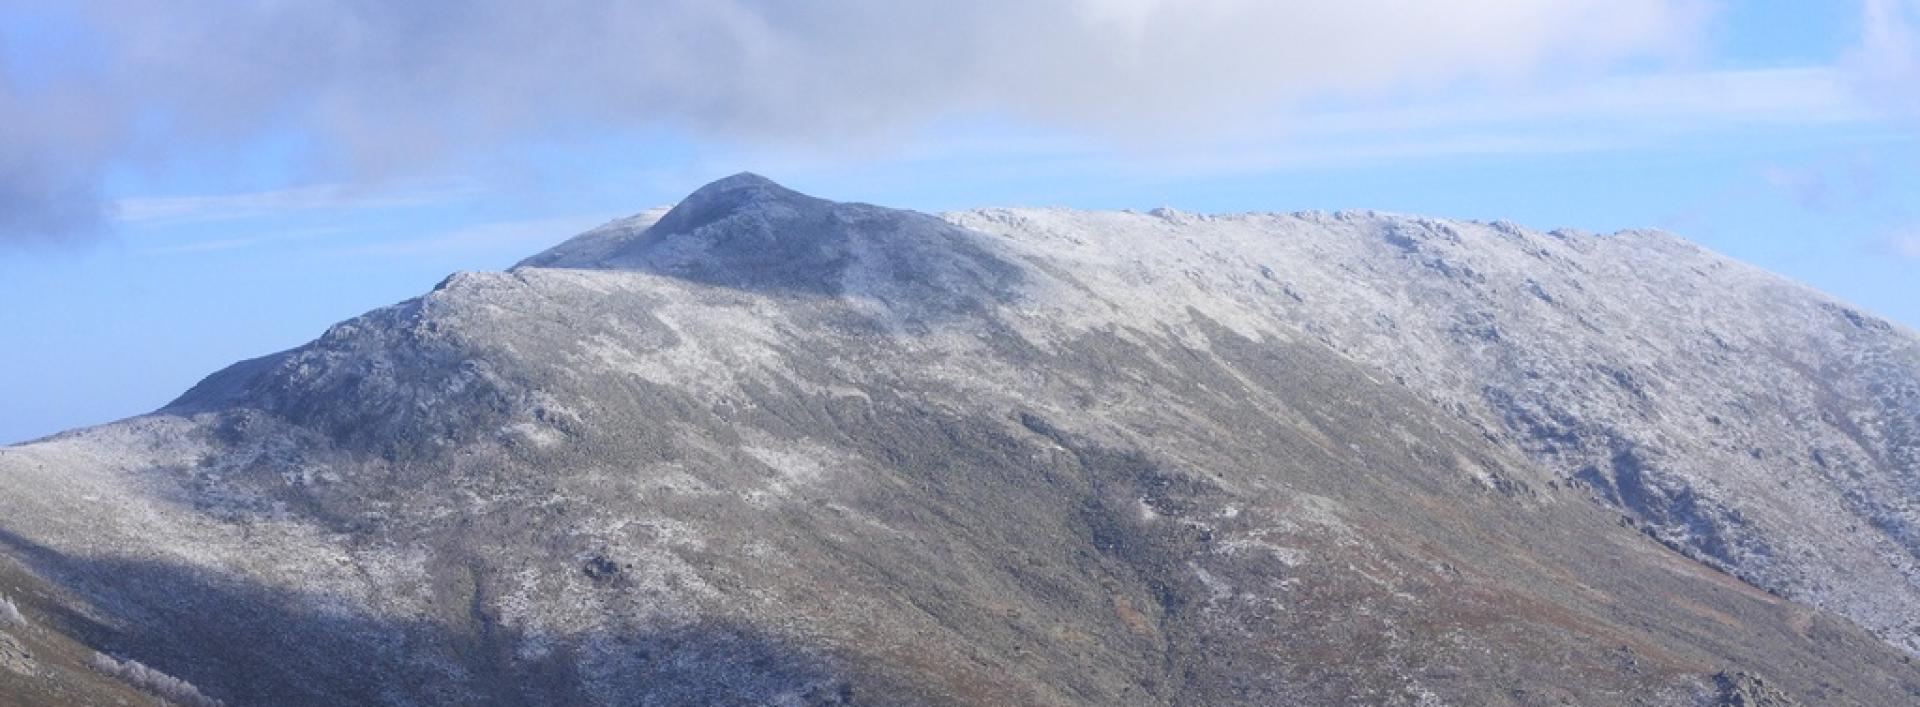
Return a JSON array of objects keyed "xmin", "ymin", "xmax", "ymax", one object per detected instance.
[{"xmin": 2, "ymin": 174, "xmax": 1918, "ymax": 705}]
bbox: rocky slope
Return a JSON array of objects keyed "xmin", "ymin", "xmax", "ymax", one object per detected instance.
[
  {"xmin": 1, "ymin": 174, "xmax": 1917, "ymax": 705},
  {"xmin": 948, "ymin": 203, "xmax": 1920, "ymax": 656}
]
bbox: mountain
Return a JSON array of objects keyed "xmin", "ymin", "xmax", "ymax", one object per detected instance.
[
  {"xmin": 2, "ymin": 174, "xmax": 1917, "ymax": 705},
  {"xmin": 949, "ymin": 203, "xmax": 1920, "ymax": 654}
]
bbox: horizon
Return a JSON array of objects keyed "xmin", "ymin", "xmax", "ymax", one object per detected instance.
[{"xmin": 4, "ymin": 1, "xmax": 1919, "ymax": 444}]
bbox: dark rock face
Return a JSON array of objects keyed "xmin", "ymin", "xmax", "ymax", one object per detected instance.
[{"xmin": 2, "ymin": 176, "xmax": 1919, "ymax": 705}]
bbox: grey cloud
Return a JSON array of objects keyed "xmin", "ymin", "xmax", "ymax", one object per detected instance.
[
  {"xmin": 0, "ymin": 155, "xmax": 102, "ymax": 245},
  {"xmin": 2, "ymin": 0, "xmax": 1708, "ymax": 243},
  {"xmin": 0, "ymin": 73, "xmax": 122, "ymax": 244}
]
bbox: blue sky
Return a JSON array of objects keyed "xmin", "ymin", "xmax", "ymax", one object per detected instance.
[{"xmin": 2, "ymin": 1, "xmax": 1918, "ymax": 444}]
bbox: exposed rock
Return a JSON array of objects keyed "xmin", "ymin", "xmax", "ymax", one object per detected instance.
[
  {"xmin": 0, "ymin": 175, "xmax": 1917, "ymax": 705},
  {"xmin": 0, "ymin": 630, "xmax": 34, "ymax": 676},
  {"xmin": 1712, "ymin": 670, "xmax": 1795, "ymax": 706},
  {"xmin": 952, "ymin": 203, "xmax": 1920, "ymax": 655}
]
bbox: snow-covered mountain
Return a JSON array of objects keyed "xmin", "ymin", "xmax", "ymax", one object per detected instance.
[
  {"xmin": 948, "ymin": 202, "xmax": 1920, "ymax": 657},
  {"xmin": 1, "ymin": 174, "xmax": 1916, "ymax": 705}
]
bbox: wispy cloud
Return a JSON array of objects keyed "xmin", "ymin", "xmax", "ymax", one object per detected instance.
[
  {"xmin": 1293, "ymin": 68, "xmax": 1870, "ymax": 138},
  {"xmin": 327, "ymin": 215, "xmax": 615, "ymax": 259},
  {"xmin": 856, "ymin": 67, "xmax": 1880, "ymax": 179},
  {"xmin": 1887, "ymin": 229, "xmax": 1920, "ymax": 260},
  {"xmin": 1267, "ymin": 68, "xmax": 1870, "ymax": 165},
  {"xmin": 1762, "ymin": 150, "xmax": 1895, "ymax": 210},
  {"xmin": 136, "ymin": 225, "xmax": 352, "ymax": 256},
  {"xmin": 1849, "ymin": 0, "xmax": 1920, "ymax": 121},
  {"xmin": 1762, "ymin": 166, "xmax": 1839, "ymax": 211},
  {"xmin": 115, "ymin": 180, "xmax": 479, "ymax": 225}
]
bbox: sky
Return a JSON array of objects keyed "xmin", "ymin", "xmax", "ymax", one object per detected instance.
[{"xmin": 1, "ymin": 0, "xmax": 1917, "ymax": 444}]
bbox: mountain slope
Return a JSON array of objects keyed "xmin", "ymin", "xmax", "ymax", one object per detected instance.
[
  {"xmin": 1, "ymin": 174, "xmax": 1917, "ymax": 705},
  {"xmin": 948, "ymin": 205, "xmax": 1920, "ymax": 655}
]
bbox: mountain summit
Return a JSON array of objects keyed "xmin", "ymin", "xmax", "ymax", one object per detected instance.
[
  {"xmin": 521, "ymin": 172, "xmax": 833, "ymax": 271},
  {"xmin": 2, "ymin": 176, "xmax": 1918, "ymax": 705},
  {"xmin": 520, "ymin": 173, "xmax": 1020, "ymax": 303},
  {"xmin": 647, "ymin": 171, "xmax": 824, "ymax": 235}
]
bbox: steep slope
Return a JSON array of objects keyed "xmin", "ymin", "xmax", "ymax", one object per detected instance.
[
  {"xmin": 1, "ymin": 174, "xmax": 1917, "ymax": 705},
  {"xmin": 949, "ymin": 206, "xmax": 1920, "ymax": 656}
]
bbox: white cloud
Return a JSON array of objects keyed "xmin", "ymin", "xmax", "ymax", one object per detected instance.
[
  {"xmin": 2, "ymin": 0, "xmax": 1711, "ymax": 242},
  {"xmin": 1849, "ymin": 0, "xmax": 1920, "ymax": 120}
]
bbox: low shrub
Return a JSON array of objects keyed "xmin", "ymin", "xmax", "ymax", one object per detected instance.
[
  {"xmin": 0, "ymin": 594, "xmax": 23, "ymax": 627},
  {"xmin": 88, "ymin": 652, "xmax": 223, "ymax": 707}
]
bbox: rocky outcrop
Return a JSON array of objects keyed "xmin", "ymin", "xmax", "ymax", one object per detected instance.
[{"xmin": 1713, "ymin": 671, "xmax": 1795, "ymax": 707}]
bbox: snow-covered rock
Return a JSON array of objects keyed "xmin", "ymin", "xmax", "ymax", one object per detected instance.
[{"xmin": 1, "ymin": 173, "xmax": 1916, "ymax": 705}]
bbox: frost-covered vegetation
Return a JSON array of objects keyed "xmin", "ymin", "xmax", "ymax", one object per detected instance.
[
  {"xmin": 0, "ymin": 594, "xmax": 22, "ymax": 626},
  {"xmin": 0, "ymin": 174, "xmax": 1913, "ymax": 704},
  {"xmin": 949, "ymin": 201, "xmax": 1920, "ymax": 654},
  {"xmin": 88, "ymin": 652, "xmax": 222, "ymax": 707}
]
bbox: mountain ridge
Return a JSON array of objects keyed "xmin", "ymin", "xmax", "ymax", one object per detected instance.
[{"xmin": 2, "ymin": 174, "xmax": 1918, "ymax": 705}]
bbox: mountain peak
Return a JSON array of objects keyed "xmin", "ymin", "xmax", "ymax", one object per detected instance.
[
  {"xmin": 10, "ymin": 178, "xmax": 1920, "ymax": 705},
  {"xmin": 650, "ymin": 172, "xmax": 824, "ymax": 236},
  {"xmin": 517, "ymin": 173, "xmax": 1023, "ymax": 303},
  {"xmin": 514, "ymin": 173, "xmax": 822, "ymax": 270}
]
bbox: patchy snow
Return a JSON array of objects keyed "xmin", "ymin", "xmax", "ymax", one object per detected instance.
[{"xmin": 2, "ymin": 173, "xmax": 1917, "ymax": 703}]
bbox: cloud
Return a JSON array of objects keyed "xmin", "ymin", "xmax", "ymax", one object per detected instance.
[
  {"xmin": 115, "ymin": 180, "xmax": 479, "ymax": 225},
  {"xmin": 1763, "ymin": 166, "xmax": 1838, "ymax": 210},
  {"xmin": 1760, "ymin": 153, "xmax": 1889, "ymax": 212},
  {"xmin": 0, "ymin": 73, "xmax": 121, "ymax": 245},
  {"xmin": 826, "ymin": 67, "xmax": 1874, "ymax": 181},
  {"xmin": 136, "ymin": 225, "xmax": 351, "ymax": 256},
  {"xmin": 1888, "ymin": 229, "xmax": 1920, "ymax": 260},
  {"xmin": 1849, "ymin": 0, "xmax": 1920, "ymax": 120},
  {"xmin": 326, "ymin": 215, "xmax": 615, "ymax": 258},
  {"xmin": 0, "ymin": 0, "xmax": 1711, "ymax": 243}
]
